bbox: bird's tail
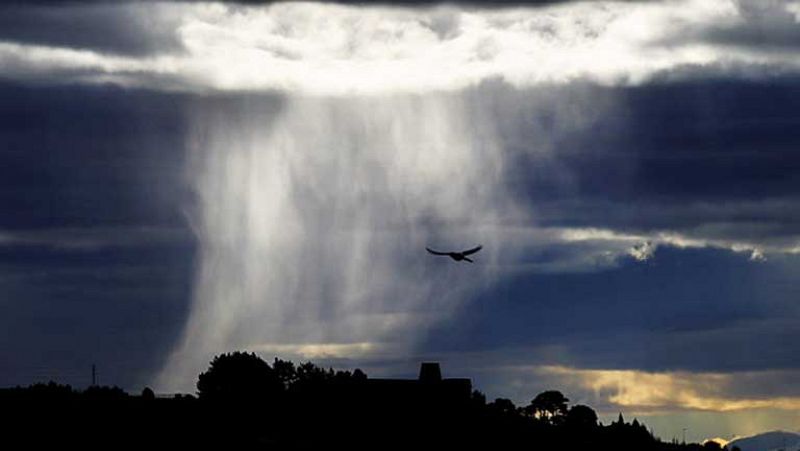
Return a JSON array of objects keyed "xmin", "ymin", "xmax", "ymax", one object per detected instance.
[{"xmin": 463, "ymin": 257, "xmax": 474, "ymax": 263}]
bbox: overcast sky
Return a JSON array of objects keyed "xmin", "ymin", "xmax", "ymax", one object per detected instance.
[{"xmin": 1, "ymin": 0, "xmax": 799, "ymax": 443}]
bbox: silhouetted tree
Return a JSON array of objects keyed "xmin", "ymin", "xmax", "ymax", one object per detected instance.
[
  {"xmin": 702, "ymin": 441, "xmax": 723, "ymax": 450},
  {"xmin": 332, "ymin": 369, "xmax": 353, "ymax": 382},
  {"xmin": 525, "ymin": 390, "xmax": 569, "ymax": 424},
  {"xmin": 352, "ymin": 368, "xmax": 367, "ymax": 381},
  {"xmin": 471, "ymin": 390, "xmax": 487, "ymax": 407},
  {"xmin": 196, "ymin": 351, "xmax": 283, "ymax": 401},
  {"xmin": 84, "ymin": 385, "xmax": 128, "ymax": 400},
  {"xmin": 273, "ymin": 357, "xmax": 298, "ymax": 389},
  {"xmin": 24, "ymin": 382, "xmax": 75, "ymax": 400},
  {"xmin": 566, "ymin": 404, "xmax": 598, "ymax": 430},
  {"xmin": 290, "ymin": 361, "xmax": 338, "ymax": 392}
]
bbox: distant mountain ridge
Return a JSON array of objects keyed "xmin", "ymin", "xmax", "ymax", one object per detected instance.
[{"xmin": 727, "ymin": 431, "xmax": 800, "ymax": 451}]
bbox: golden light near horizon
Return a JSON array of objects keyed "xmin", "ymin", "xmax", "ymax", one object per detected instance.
[{"xmin": 538, "ymin": 366, "xmax": 800, "ymax": 413}]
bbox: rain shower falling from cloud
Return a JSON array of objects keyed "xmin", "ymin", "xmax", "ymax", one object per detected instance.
[
  {"xmin": 148, "ymin": 0, "xmax": 800, "ymax": 389},
  {"xmin": 156, "ymin": 94, "xmax": 525, "ymax": 389}
]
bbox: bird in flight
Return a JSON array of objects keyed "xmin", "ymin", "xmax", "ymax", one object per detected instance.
[{"xmin": 426, "ymin": 245, "xmax": 483, "ymax": 263}]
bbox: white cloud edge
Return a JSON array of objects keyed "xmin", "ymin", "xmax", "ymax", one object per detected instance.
[
  {"xmin": 480, "ymin": 224, "xmax": 797, "ymax": 275},
  {"xmin": 1, "ymin": 223, "xmax": 792, "ymax": 270},
  {"xmin": 555, "ymin": 226, "xmax": 782, "ymax": 261}
]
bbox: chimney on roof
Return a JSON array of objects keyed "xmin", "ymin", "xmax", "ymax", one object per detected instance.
[{"xmin": 418, "ymin": 362, "xmax": 442, "ymax": 383}]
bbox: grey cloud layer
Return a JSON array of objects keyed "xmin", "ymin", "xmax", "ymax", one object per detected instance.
[
  {"xmin": 0, "ymin": 3, "xmax": 186, "ymax": 57},
  {"xmin": 686, "ymin": 0, "xmax": 800, "ymax": 52}
]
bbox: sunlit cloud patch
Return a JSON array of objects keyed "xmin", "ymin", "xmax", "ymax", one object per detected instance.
[{"xmin": 535, "ymin": 365, "xmax": 800, "ymax": 412}]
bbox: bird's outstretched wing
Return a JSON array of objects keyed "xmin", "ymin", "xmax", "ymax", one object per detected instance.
[
  {"xmin": 462, "ymin": 245, "xmax": 483, "ymax": 256},
  {"xmin": 426, "ymin": 247, "xmax": 450, "ymax": 256}
]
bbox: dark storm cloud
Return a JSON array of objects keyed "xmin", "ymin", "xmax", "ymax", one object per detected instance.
[
  {"xmin": 467, "ymin": 77, "xmax": 800, "ymax": 252},
  {"xmin": 0, "ymin": 244, "xmax": 194, "ymax": 389},
  {"xmin": 0, "ymin": 226, "xmax": 191, "ymax": 250},
  {"xmin": 0, "ymin": 81, "xmax": 190, "ymax": 229},
  {"xmin": 0, "ymin": 3, "xmax": 185, "ymax": 57},
  {"xmin": 0, "ymin": 80, "xmax": 298, "ymax": 389},
  {"xmin": 673, "ymin": 0, "xmax": 800, "ymax": 53},
  {"xmin": 393, "ymin": 82, "xmax": 800, "ymax": 432},
  {"xmin": 509, "ymin": 79, "xmax": 800, "ymax": 200},
  {"xmin": 0, "ymin": 81, "xmax": 196, "ymax": 389},
  {"xmin": 422, "ymin": 247, "xmax": 800, "ymax": 375}
]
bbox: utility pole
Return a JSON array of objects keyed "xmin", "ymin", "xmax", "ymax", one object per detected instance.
[
  {"xmin": 682, "ymin": 428, "xmax": 688, "ymax": 445},
  {"xmin": 91, "ymin": 364, "xmax": 97, "ymax": 387}
]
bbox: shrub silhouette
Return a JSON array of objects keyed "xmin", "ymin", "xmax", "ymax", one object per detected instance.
[
  {"xmin": 83, "ymin": 385, "xmax": 128, "ymax": 400},
  {"xmin": 489, "ymin": 397, "xmax": 518, "ymax": 416},
  {"xmin": 196, "ymin": 351, "xmax": 283, "ymax": 401},
  {"xmin": 141, "ymin": 386, "xmax": 155, "ymax": 400}
]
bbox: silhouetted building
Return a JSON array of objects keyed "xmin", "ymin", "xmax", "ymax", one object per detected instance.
[
  {"xmin": 359, "ymin": 362, "xmax": 472, "ymax": 410},
  {"xmin": 419, "ymin": 362, "xmax": 442, "ymax": 383}
]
